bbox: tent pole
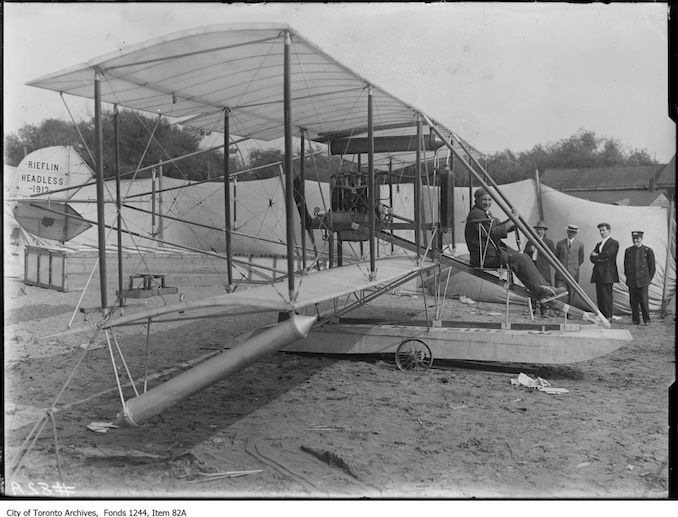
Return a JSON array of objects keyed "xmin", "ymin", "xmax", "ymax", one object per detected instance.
[
  {"xmin": 422, "ymin": 114, "xmax": 608, "ymax": 327},
  {"xmin": 94, "ymin": 70, "xmax": 108, "ymax": 311},
  {"xmin": 535, "ymin": 166, "xmax": 544, "ymax": 220},
  {"xmin": 661, "ymin": 197, "xmax": 675, "ymax": 316}
]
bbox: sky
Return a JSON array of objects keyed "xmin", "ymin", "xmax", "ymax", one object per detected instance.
[{"xmin": 4, "ymin": 2, "xmax": 675, "ymax": 162}]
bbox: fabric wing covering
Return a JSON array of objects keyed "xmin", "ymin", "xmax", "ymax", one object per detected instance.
[
  {"xmin": 26, "ymin": 22, "xmax": 480, "ymax": 171},
  {"xmin": 12, "ymin": 202, "xmax": 92, "ymax": 242}
]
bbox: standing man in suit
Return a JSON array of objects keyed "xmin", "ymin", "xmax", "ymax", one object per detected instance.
[
  {"xmin": 590, "ymin": 222, "xmax": 620, "ymax": 320},
  {"xmin": 524, "ymin": 220, "xmax": 556, "ymax": 315},
  {"xmin": 555, "ymin": 224, "xmax": 585, "ymax": 306},
  {"xmin": 623, "ymin": 231, "xmax": 656, "ymax": 325}
]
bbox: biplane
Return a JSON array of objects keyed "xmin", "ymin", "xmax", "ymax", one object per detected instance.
[{"xmin": 16, "ymin": 22, "xmax": 631, "ymax": 437}]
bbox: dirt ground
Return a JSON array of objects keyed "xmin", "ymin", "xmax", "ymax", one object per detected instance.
[{"xmin": 3, "ymin": 275, "xmax": 675, "ymax": 499}]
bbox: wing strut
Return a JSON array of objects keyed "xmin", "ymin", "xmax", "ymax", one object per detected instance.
[
  {"xmin": 94, "ymin": 70, "xmax": 108, "ymax": 311},
  {"xmin": 284, "ymin": 30, "xmax": 296, "ymax": 303},
  {"xmin": 367, "ymin": 85, "xmax": 376, "ymax": 279},
  {"xmin": 300, "ymin": 130, "xmax": 308, "ymax": 269},
  {"xmin": 293, "ymin": 129, "xmax": 319, "ymax": 269},
  {"xmin": 224, "ymin": 109, "xmax": 234, "ymax": 290},
  {"xmin": 415, "ymin": 114, "xmax": 423, "ymax": 261},
  {"xmin": 114, "ymin": 105, "xmax": 124, "ymax": 307}
]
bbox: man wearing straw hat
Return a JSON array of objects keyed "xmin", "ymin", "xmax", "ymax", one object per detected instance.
[
  {"xmin": 524, "ymin": 220, "xmax": 556, "ymax": 316},
  {"xmin": 555, "ymin": 224, "xmax": 585, "ymax": 308},
  {"xmin": 465, "ymin": 187, "xmax": 566, "ymax": 302}
]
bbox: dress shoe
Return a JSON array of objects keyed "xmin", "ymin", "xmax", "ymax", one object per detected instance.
[
  {"xmin": 538, "ymin": 286, "xmax": 567, "ymax": 302},
  {"xmin": 536, "ymin": 286, "xmax": 554, "ymax": 300}
]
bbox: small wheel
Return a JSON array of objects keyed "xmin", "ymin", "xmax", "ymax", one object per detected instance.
[{"xmin": 395, "ymin": 339, "xmax": 433, "ymax": 371}]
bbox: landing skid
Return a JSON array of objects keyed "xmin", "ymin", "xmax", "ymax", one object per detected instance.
[{"xmin": 287, "ymin": 318, "xmax": 632, "ymax": 365}]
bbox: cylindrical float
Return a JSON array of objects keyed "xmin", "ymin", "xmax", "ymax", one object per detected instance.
[{"xmin": 115, "ymin": 315, "xmax": 316, "ymax": 426}]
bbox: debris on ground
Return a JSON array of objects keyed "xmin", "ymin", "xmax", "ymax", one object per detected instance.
[
  {"xmin": 510, "ymin": 372, "xmax": 569, "ymax": 394},
  {"xmin": 86, "ymin": 421, "xmax": 119, "ymax": 433}
]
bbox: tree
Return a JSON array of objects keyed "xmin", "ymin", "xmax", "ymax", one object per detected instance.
[
  {"xmin": 4, "ymin": 110, "xmax": 233, "ymax": 181},
  {"xmin": 239, "ymin": 148, "xmax": 284, "ymax": 181},
  {"xmin": 297, "ymin": 149, "xmax": 351, "ymax": 183},
  {"xmin": 4, "ymin": 119, "xmax": 81, "ymax": 166},
  {"xmin": 481, "ymin": 129, "xmax": 660, "ymax": 185}
]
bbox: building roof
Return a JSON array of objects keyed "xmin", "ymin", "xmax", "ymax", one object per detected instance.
[
  {"xmin": 563, "ymin": 189, "xmax": 668, "ymax": 207},
  {"xmin": 541, "ymin": 164, "xmax": 665, "ymax": 191},
  {"xmin": 656, "ymin": 154, "xmax": 676, "ymax": 188}
]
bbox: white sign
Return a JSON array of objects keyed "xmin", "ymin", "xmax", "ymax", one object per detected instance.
[{"xmin": 13, "ymin": 145, "xmax": 94, "ymax": 199}]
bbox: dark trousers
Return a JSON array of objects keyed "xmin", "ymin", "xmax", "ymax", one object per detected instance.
[
  {"xmin": 628, "ymin": 285, "xmax": 650, "ymax": 323},
  {"xmin": 555, "ymin": 278, "xmax": 578, "ymax": 306},
  {"xmin": 501, "ymin": 249, "xmax": 548, "ymax": 296},
  {"xmin": 595, "ymin": 282, "xmax": 614, "ymax": 319}
]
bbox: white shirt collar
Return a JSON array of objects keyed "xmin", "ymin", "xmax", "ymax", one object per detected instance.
[{"xmin": 600, "ymin": 235, "xmax": 611, "ymax": 247}]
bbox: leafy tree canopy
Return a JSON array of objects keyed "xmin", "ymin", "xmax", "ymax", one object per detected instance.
[
  {"xmin": 475, "ymin": 128, "xmax": 659, "ymax": 186},
  {"xmin": 4, "ymin": 110, "xmax": 238, "ymax": 181}
]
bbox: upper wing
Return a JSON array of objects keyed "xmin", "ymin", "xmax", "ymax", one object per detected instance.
[{"xmin": 27, "ymin": 23, "xmax": 480, "ymax": 170}]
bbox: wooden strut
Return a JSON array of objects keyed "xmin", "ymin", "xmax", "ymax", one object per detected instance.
[
  {"xmin": 94, "ymin": 70, "xmax": 108, "ymax": 311},
  {"xmin": 224, "ymin": 109, "xmax": 234, "ymax": 290}
]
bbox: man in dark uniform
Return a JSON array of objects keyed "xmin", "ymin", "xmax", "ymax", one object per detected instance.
[
  {"xmin": 524, "ymin": 220, "xmax": 556, "ymax": 315},
  {"xmin": 623, "ymin": 231, "xmax": 656, "ymax": 325},
  {"xmin": 590, "ymin": 222, "xmax": 619, "ymax": 320},
  {"xmin": 465, "ymin": 188, "xmax": 565, "ymax": 301}
]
